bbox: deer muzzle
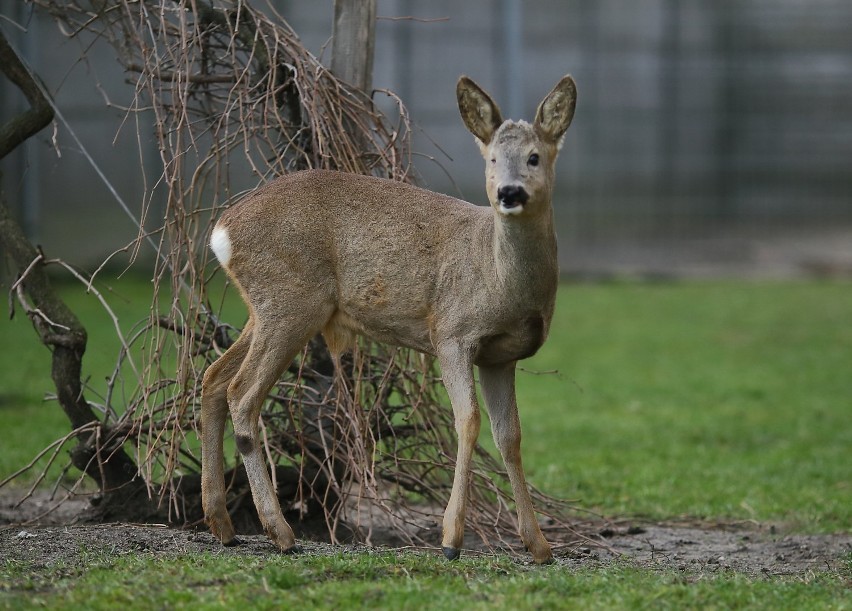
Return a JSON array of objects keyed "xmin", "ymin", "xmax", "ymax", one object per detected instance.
[{"xmin": 497, "ymin": 185, "xmax": 529, "ymax": 215}]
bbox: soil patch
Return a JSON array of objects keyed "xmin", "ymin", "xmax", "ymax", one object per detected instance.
[
  {"xmin": 2, "ymin": 490, "xmax": 849, "ymax": 577},
  {"xmin": 586, "ymin": 521, "xmax": 850, "ymax": 577}
]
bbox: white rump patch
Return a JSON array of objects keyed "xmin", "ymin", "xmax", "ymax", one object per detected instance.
[{"xmin": 210, "ymin": 226, "xmax": 232, "ymax": 266}]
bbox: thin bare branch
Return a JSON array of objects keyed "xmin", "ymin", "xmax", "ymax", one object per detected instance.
[{"xmin": 15, "ymin": 0, "xmax": 587, "ymax": 553}]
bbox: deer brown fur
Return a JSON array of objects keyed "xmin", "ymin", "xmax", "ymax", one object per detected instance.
[{"xmin": 201, "ymin": 74, "xmax": 577, "ymax": 564}]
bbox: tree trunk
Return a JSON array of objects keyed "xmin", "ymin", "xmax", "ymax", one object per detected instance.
[{"xmin": 0, "ymin": 29, "xmax": 138, "ymax": 495}]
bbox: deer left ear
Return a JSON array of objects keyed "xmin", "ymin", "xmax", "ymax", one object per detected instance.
[{"xmin": 534, "ymin": 75, "xmax": 577, "ymax": 149}]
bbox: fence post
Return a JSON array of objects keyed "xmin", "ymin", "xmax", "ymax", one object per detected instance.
[{"xmin": 331, "ymin": 0, "xmax": 377, "ymax": 93}]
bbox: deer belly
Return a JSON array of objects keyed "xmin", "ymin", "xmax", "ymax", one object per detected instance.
[
  {"xmin": 474, "ymin": 316, "xmax": 545, "ymax": 366},
  {"xmin": 332, "ymin": 272, "xmax": 436, "ymax": 354},
  {"xmin": 325, "ymin": 306, "xmax": 434, "ymax": 356}
]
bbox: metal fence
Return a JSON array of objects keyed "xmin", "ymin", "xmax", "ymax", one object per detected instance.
[{"xmin": 2, "ymin": 1, "xmax": 851, "ymax": 275}]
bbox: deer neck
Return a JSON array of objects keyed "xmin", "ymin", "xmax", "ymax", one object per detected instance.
[{"xmin": 490, "ymin": 207, "xmax": 558, "ymax": 300}]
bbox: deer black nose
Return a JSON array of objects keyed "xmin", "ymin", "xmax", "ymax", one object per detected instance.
[{"xmin": 497, "ymin": 185, "xmax": 529, "ymax": 208}]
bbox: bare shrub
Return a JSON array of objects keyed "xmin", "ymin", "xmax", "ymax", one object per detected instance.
[{"xmin": 14, "ymin": 0, "xmax": 589, "ymax": 552}]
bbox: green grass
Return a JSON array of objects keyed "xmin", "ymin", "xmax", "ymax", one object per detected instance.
[
  {"xmin": 512, "ymin": 282, "xmax": 852, "ymax": 532},
  {"xmin": 2, "ymin": 278, "xmax": 851, "ymax": 608},
  {"xmin": 2, "ymin": 551, "xmax": 850, "ymax": 610},
  {"xmin": 0, "ymin": 273, "xmax": 157, "ymax": 483},
  {"xmin": 2, "ymin": 279, "xmax": 850, "ymax": 526}
]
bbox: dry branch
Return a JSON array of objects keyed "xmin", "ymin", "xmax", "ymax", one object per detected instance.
[{"xmin": 0, "ymin": 27, "xmax": 139, "ymax": 495}]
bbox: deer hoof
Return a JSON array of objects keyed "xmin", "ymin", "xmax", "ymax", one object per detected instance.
[
  {"xmin": 442, "ymin": 546, "xmax": 461, "ymax": 561},
  {"xmin": 222, "ymin": 536, "xmax": 243, "ymax": 547},
  {"xmin": 279, "ymin": 543, "xmax": 303, "ymax": 555},
  {"xmin": 533, "ymin": 552, "xmax": 555, "ymax": 565}
]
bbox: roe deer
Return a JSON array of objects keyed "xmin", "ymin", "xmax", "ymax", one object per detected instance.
[{"xmin": 201, "ymin": 74, "xmax": 577, "ymax": 564}]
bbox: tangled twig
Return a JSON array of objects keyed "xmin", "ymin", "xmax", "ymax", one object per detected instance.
[{"xmin": 17, "ymin": 0, "xmax": 590, "ymax": 553}]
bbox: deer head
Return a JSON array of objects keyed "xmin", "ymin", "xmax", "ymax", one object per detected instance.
[{"xmin": 457, "ymin": 75, "xmax": 576, "ymax": 218}]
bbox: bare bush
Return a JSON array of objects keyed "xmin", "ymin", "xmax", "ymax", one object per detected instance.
[{"xmin": 11, "ymin": 0, "xmax": 589, "ymax": 552}]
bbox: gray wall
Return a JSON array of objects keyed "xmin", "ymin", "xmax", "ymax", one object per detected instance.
[
  {"xmin": 1, "ymin": 4, "xmax": 156, "ymax": 265},
  {"xmin": 2, "ymin": 1, "xmax": 851, "ymax": 270}
]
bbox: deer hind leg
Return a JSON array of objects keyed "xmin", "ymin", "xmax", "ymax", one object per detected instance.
[
  {"xmin": 227, "ymin": 304, "xmax": 332, "ymax": 552},
  {"xmin": 437, "ymin": 341, "xmax": 480, "ymax": 560},
  {"xmin": 479, "ymin": 362, "xmax": 553, "ymax": 564},
  {"xmin": 201, "ymin": 318, "xmax": 254, "ymax": 546}
]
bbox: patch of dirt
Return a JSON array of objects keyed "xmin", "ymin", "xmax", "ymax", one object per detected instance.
[
  {"xmin": 1, "ymin": 490, "xmax": 849, "ymax": 577},
  {"xmin": 574, "ymin": 521, "xmax": 851, "ymax": 577}
]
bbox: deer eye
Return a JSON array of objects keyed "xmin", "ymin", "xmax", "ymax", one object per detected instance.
[{"xmin": 528, "ymin": 153, "xmax": 540, "ymax": 167}]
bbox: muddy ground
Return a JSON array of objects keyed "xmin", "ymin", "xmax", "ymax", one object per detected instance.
[{"xmin": 2, "ymin": 490, "xmax": 849, "ymax": 578}]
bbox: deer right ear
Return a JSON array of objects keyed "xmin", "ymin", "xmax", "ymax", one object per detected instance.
[{"xmin": 457, "ymin": 76, "xmax": 504, "ymax": 145}]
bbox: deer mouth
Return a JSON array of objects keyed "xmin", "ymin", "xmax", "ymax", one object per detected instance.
[{"xmin": 498, "ymin": 200, "xmax": 525, "ymax": 215}]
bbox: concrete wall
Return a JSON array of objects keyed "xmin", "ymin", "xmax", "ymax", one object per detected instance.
[{"xmin": 2, "ymin": 1, "xmax": 852, "ymax": 271}]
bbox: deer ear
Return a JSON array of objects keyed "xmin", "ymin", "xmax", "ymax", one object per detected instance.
[
  {"xmin": 457, "ymin": 76, "xmax": 504, "ymax": 145},
  {"xmin": 534, "ymin": 75, "xmax": 577, "ymax": 148}
]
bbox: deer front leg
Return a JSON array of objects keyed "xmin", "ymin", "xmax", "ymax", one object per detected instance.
[
  {"xmin": 479, "ymin": 362, "xmax": 553, "ymax": 564},
  {"xmin": 437, "ymin": 341, "xmax": 480, "ymax": 560}
]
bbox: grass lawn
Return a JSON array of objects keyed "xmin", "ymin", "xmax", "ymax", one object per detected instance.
[
  {"xmin": 1, "ymin": 277, "xmax": 850, "ymax": 608},
  {"xmin": 514, "ymin": 281, "xmax": 851, "ymax": 532},
  {"xmin": 0, "ymin": 273, "xmax": 157, "ymax": 483},
  {"xmin": 4, "ymin": 550, "xmax": 849, "ymax": 610}
]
